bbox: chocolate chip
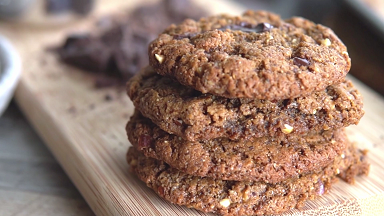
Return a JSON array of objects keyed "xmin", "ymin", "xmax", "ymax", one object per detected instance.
[
  {"xmin": 254, "ymin": 22, "xmax": 273, "ymax": 33},
  {"xmin": 217, "ymin": 25, "xmax": 250, "ymax": 32},
  {"xmin": 239, "ymin": 21, "xmax": 253, "ymax": 28},
  {"xmin": 317, "ymin": 180, "xmax": 324, "ymax": 195},
  {"xmin": 157, "ymin": 186, "xmax": 165, "ymax": 197},
  {"xmin": 360, "ymin": 155, "xmax": 365, "ymax": 162},
  {"xmin": 217, "ymin": 22, "xmax": 273, "ymax": 33},
  {"xmin": 138, "ymin": 135, "xmax": 153, "ymax": 150},
  {"xmin": 173, "ymin": 33, "xmax": 197, "ymax": 40},
  {"xmin": 293, "ymin": 57, "xmax": 310, "ymax": 67},
  {"xmin": 173, "ymin": 119, "xmax": 183, "ymax": 126},
  {"xmin": 282, "ymin": 99, "xmax": 290, "ymax": 107}
]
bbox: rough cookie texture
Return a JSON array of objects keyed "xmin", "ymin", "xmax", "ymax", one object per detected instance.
[
  {"xmin": 127, "ymin": 111, "xmax": 349, "ymax": 183},
  {"xmin": 148, "ymin": 10, "xmax": 351, "ymax": 99},
  {"xmin": 126, "ymin": 144, "xmax": 369, "ymax": 216},
  {"xmin": 127, "ymin": 66, "xmax": 364, "ymax": 141}
]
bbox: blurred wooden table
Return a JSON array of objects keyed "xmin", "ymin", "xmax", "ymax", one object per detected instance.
[{"xmin": 0, "ymin": 102, "xmax": 94, "ymax": 216}]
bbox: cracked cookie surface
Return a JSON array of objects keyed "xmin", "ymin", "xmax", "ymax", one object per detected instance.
[
  {"xmin": 127, "ymin": 66, "xmax": 364, "ymax": 141},
  {"xmin": 127, "ymin": 111, "xmax": 349, "ymax": 183},
  {"xmin": 148, "ymin": 10, "xmax": 351, "ymax": 99}
]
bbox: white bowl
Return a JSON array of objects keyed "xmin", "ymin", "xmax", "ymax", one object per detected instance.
[{"xmin": 0, "ymin": 35, "xmax": 22, "ymax": 116}]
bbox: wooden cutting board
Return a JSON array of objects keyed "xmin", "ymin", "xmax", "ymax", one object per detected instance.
[{"xmin": 1, "ymin": 0, "xmax": 384, "ymax": 215}]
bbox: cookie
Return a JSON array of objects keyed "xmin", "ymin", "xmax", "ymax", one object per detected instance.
[
  {"xmin": 127, "ymin": 111, "xmax": 349, "ymax": 183},
  {"xmin": 148, "ymin": 10, "xmax": 351, "ymax": 99},
  {"xmin": 127, "ymin": 66, "xmax": 364, "ymax": 141},
  {"xmin": 126, "ymin": 144, "xmax": 369, "ymax": 216}
]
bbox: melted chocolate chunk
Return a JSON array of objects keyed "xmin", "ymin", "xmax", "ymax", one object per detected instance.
[
  {"xmin": 173, "ymin": 33, "xmax": 198, "ymax": 40},
  {"xmin": 293, "ymin": 57, "xmax": 310, "ymax": 67},
  {"xmin": 217, "ymin": 22, "xmax": 273, "ymax": 33},
  {"xmin": 317, "ymin": 179, "xmax": 325, "ymax": 195},
  {"xmin": 254, "ymin": 22, "xmax": 273, "ymax": 32},
  {"xmin": 138, "ymin": 135, "xmax": 153, "ymax": 149},
  {"xmin": 239, "ymin": 21, "xmax": 254, "ymax": 28},
  {"xmin": 173, "ymin": 119, "xmax": 183, "ymax": 126}
]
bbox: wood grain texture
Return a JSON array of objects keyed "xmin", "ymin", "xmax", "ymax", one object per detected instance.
[
  {"xmin": 1, "ymin": 0, "xmax": 384, "ymax": 215},
  {"xmin": 0, "ymin": 103, "xmax": 94, "ymax": 216}
]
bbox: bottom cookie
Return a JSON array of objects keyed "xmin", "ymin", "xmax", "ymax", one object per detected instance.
[{"xmin": 126, "ymin": 144, "xmax": 369, "ymax": 216}]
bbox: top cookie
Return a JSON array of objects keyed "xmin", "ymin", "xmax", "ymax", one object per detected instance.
[{"xmin": 149, "ymin": 10, "xmax": 351, "ymax": 99}]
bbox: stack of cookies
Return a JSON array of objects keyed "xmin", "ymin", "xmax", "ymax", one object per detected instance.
[{"xmin": 125, "ymin": 11, "xmax": 370, "ymax": 216}]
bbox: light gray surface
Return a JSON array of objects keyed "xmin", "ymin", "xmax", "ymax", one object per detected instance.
[{"xmin": 0, "ymin": 102, "xmax": 94, "ymax": 216}]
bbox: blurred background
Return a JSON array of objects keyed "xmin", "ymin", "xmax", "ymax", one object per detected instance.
[{"xmin": 0, "ymin": 0, "xmax": 383, "ymax": 215}]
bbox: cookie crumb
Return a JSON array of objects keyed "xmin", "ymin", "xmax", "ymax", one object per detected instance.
[
  {"xmin": 105, "ymin": 94, "xmax": 113, "ymax": 101},
  {"xmin": 67, "ymin": 106, "xmax": 77, "ymax": 113},
  {"xmin": 281, "ymin": 124, "xmax": 293, "ymax": 134},
  {"xmin": 219, "ymin": 198, "xmax": 231, "ymax": 208},
  {"xmin": 155, "ymin": 54, "xmax": 165, "ymax": 64}
]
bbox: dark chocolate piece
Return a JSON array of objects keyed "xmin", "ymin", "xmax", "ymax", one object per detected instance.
[
  {"xmin": 46, "ymin": 0, "xmax": 71, "ymax": 14},
  {"xmin": 293, "ymin": 57, "xmax": 310, "ymax": 67},
  {"xmin": 71, "ymin": 0, "xmax": 94, "ymax": 15}
]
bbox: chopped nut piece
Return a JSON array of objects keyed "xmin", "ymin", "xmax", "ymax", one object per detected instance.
[
  {"xmin": 321, "ymin": 38, "xmax": 331, "ymax": 46},
  {"xmin": 323, "ymin": 125, "xmax": 330, "ymax": 130},
  {"xmin": 219, "ymin": 198, "xmax": 231, "ymax": 208},
  {"xmin": 155, "ymin": 54, "xmax": 165, "ymax": 63},
  {"xmin": 281, "ymin": 124, "xmax": 293, "ymax": 134},
  {"xmin": 130, "ymin": 159, "xmax": 137, "ymax": 166}
]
